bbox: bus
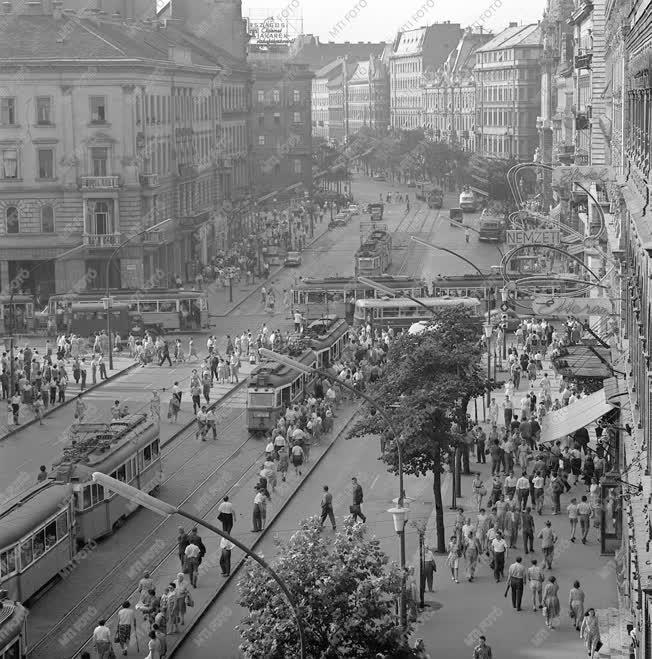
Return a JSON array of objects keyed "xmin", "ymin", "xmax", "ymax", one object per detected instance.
[
  {"xmin": 353, "ymin": 297, "xmax": 482, "ymax": 332},
  {"xmin": 292, "ymin": 276, "xmax": 427, "ymax": 322},
  {"xmin": 46, "ymin": 289, "xmax": 209, "ymax": 332}
]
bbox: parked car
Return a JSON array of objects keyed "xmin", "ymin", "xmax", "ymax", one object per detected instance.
[
  {"xmin": 373, "ymin": 174, "xmax": 387, "ymax": 181},
  {"xmin": 347, "ymin": 204, "xmax": 361, "ymax": 216},
  {"xmin": 284, "ymin": 251, "xmax": 302, "ymax": 266},
  {"xmin": 331, "ymin": 212, "xmax": 350, "ymax": 227},
  {"xmin": 407, "ymin": 180, "xmax": 416, "ymax": 187}
]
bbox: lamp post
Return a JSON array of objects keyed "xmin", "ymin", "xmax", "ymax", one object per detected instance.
[
  {"xmin": 91, "ymin": 472, "xmax": 307, "ymax": 658},
  {"xmin": 258, "ymin": 347, "xmax": 410, "ymax": 631},
  {"xmin": 483, "ymin": 322, "xmax": 493, "ymax": 408},
  {"xmin": 6, "ymin": 243, "xmax": 85, "ymax": 395},
  {"xmin": 105, "ymin": 219, "xmax": 173, "ymax": 370}
]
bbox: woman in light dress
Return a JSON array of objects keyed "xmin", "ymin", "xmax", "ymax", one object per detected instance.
[
  {"xmin": 580, "ymin": 608, "xmax": 601, "ymax": 657},
  {"xmin": 446, "ymin": 535, "xmax": 461, "ymax": 584},
  {"xmin": 568, "ymin": 580, "xmax": 585, "ymax": 632},
  {"xmin": 543, "ymin": 575, "xmax": 560, "ymax": 628},
  {"xmin": 173, "ymin": 573, "xmax": 189, "ymax": 627}
]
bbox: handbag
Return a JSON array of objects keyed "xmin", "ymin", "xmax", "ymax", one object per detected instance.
[
  {"xmin": 595, "ymin": 640, "xmax": 603, "ymax": 652},
  {"xmin": 479, "ymin": 486, "xmax": 487, "ymax": 496},
  {"xmin": 108, "ymin": 648, "xmax": 117, "ymax": 659},
  {"xmin": 186, "ymin": 593, "xmax": 194, "ymax": 608}
]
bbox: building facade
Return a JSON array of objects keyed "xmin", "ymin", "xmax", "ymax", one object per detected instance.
[
  {"xmin": 0, "ymin": 0, "xmax": 251, "ymax": 296},
  {"xmin": 423, "ymin": 29, "xmax": 493, "ymax": 152},
  {"xmin": 249, "ymin": 61, "xmax": 313, "ymax": 197},
  {"xmin": 474, "ymin": 23, "xmax": 542, "ymax": 161},
  {"xmin": 389, "ymin": 22, "xmax": 463, "ymax": 130}
]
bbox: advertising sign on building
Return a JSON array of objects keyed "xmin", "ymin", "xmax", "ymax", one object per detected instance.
[
  {"xmin": 506, "ymin": 229, "xmax": 561, "ymax": 246},
  {"xmin": 531, "ymin": 296, "xmax": 614, "ymax": 318},
  {"xmin": 247, "ymin": 16, "xmax": 292, "ymax": 45},
  {"xmin": 552, "ymin": 165, "xmax": 615, "ymax": 186}
]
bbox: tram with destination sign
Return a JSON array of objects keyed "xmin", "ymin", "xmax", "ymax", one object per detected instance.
[
  {"xmin": 354, "ymin": 229, "xmax": 392, "ymax": 278},
  {"xmin": 0, "ymin": 592, "xmax": 27, "ymax": 659},
  {"xmin": 50, "ymin": 413, "xmax": 162, "ymax": 545},
  {"xmin": 246, "ymin": 315, "xmax": 349, "ymax": 433},
  {"xmin": 292, "ymin": 276, "xmax": 427, "ymax": 322}
]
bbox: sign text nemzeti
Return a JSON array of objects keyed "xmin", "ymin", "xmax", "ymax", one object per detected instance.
[
  {"xmin": 531, "ymin": 296, "xmax": 614, "ymax": 318},
  {"xmin": 506, "ymin": 229, "xmax": 561, "ymax": 246}
]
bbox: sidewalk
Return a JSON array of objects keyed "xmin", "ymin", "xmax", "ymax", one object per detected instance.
[
  {"xmin": 0, "ymin": 345, "xmax": 250, "ymax": 504},
  {"xmin": 51, "ymin": 400, "xmax": 362, "ymax": 659}
]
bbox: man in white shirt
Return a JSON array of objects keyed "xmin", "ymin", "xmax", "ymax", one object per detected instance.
[
  {"xmin": 577, "ymin": 495, "xmax": 593, "ymax": 544},
  {"xmin": 491, "ymin": 530, "xmax": 508, "ymax": 582},
  {"xmin": 196, "ymin": 406, "xmax": 208, "ymax": 440},
  {"xmin": 504, "ymin": 472, "xmax": 517, "ymax": 500},
  {"xmin": 516, "ymin": 472, "xmax": 530, "ymax": 510},
  {"xmin": 220, "ymin": 537, "xmax": 235, "ymax": 577},
  {"xmin": 217, "ymin": 496, "xmax": 235, "ymax": 533},
  {"xmin": 184, "ymin": 539, "xmax": 201, "ymax": 587},
  {"xmin": 205, "ymin": 408, "xmax": 217, "ymax": 440},
  {"xmin": 273, "ymin": 432, "xmax": 286, "ymax": 458},
  {"xmin": 93, "ymin": 619, "xmax": 112, "ymax": 658}
]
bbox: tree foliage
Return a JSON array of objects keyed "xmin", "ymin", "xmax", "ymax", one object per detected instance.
[
  {"xmin": 349, "ymin": 306, "xmax": 487, "ymax": 551},
  {"xmin": 237, "ymin": 517, "xmax": 417, "ymax": 659}
]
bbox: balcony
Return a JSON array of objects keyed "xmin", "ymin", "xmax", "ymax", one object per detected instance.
[
  {"xmin": 142, "ymin": 230, "xmax": 165, "ymax": 245},
  {"xmin": 83, "ymin": 233, "xmax": 122, "ymax": 248},
  {"xmin": 139, "ymin": 173, "xmax": 160, "ymax": 188},
  {"xmin": 178, "ymin": 164, "xmax": 198, "ymax": 178},
  {"xmin": 179, "ymin": 209, "xmax": 210, "ymax": 228},
  {"xmin": 80, "ymin": 175, "xmax": 121, "ymax": 190}
]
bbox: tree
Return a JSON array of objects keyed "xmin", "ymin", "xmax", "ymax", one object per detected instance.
[
  {"xmin": 237, "ymin": 517, "xmax": 417, "ymax": 658},
  {"xmin": 349, "ymin": 306, "xmax": 487, "ymax": 553}
]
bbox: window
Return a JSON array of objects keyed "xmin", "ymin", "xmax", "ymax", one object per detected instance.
[
  {"xmin": 294, "ymin": 159, "xmax": 302, "ymax": 174},
  {"xmin": 32, "ymin": 529, "xmax": 45, "ymax": 559},
  {"xmin": 272, "ymin": 89, "xmax": 280, "ymax": 103},
  {"xmin": 293, "ymin": 90, "xmax": 301, "ymax": 103},
  {"xmin": 36, "ymin": 96, "xmax": 52, "ymax": 125},
  {"xmin": 274, "ymin": 113, "xmax": 280, "ymax": 125},
  {"xmin": 91, "ymin": 147, "xmax": 108, "ymax": 176},
  {"xmin": 6, "ymin": 206, "xmax": 18, "ymax": 233},
  {"xmin": 0, "ymin": 97, "xmax": 16, "ymax": 125},
  {"xmin": 258, "ymin": 135, "xmax": 265, "ymax": 145},
  {"xmin": 56, "ymin": 512, "xmax": 68, "ymax": 539},
  {"xmin": 91, "ymin": 483, "xmax": 104, "ymax": 506},
  {"xmin": 37, "ymin": 148, "xmax": 54, "ymax": 179},
  {"xmin": 0, "ymin": 547, "xmax": 16, "ymax": 577},
  {"xmin": 90, "ymin": 96, "xmax": 107, "ymax": 123},
  {"xmin": 20, "ymin": 538, "xmax": 33, "ymax": 568},
  {"xmin": 44, "ymin": 520, "xmax": 57, "ymax": 550},
  {"xmin": 257, "ymin": 90, "xmax": 265, "ymax": 103},
  {"xmin": 41, "ymin": 205, "xmax": 54, "ymax": 232},
  {"xmin": 258, "ymin": 114, "xmax": 264, "ymax": 127},
  {"xmin": 293, "ymin": 112, "xmax": 301, "ymax": 123},
  {"xmin": 92, "ymin": 200, "xmax": 111, "ymax": 234},
  {"xmin": 1, "ymin": 149, "xmax": 17, "ymax": 179}
]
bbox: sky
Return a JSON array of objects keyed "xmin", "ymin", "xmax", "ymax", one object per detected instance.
[{"xmin": 243, "ymin": 0, "xmax": 547, "ymax": 43}]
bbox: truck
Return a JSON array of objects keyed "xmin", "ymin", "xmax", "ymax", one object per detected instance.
[
  {"xmin": 459, "ymin": 188, "xmax": 478, "ymax": 212},
  {"xmin": 369, "ymin": 202, "xmax": 384, "ymax": 221},
  {"xmin": 427, "ymin": 188, "xmax": 444, "ymax": 209}
]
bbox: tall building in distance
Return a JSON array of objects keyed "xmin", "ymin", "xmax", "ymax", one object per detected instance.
[
  {"xmin": 473, "ymin": 23, "xmax": 542, "ymax": 161},
  {"xmin": 423, "ymin": 29, "xmax": 493, "ymax": 152},
  {"xmin": 0, "ymin": 0, "xmax": 251, "ymax": 296},
  {"xmin": 389, "ymin": 22, "xmax": 463, "ymax": 130}
]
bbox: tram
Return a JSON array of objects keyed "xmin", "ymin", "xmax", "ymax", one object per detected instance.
[
  {"xmin": 0, "ymin": 295, "xmax": 37, "ymax": 335},
  {"xmin": 353, "ymin": 297, "xmax": 482, "ymax": 332},
  {"xmin": 354, "ymin": 229, "xmax": 392, "ymax": 278},
  {"xmin": 0, "ymin": 592, "xmax": 27, "ymax": 659},
  {"xmin": 303, "ymin": 315, "xmax": 349, "ymax": 370},
  {"xmin": 46, "ymin": 289, "xmax": 209, "ymax": 332},
  {"xmin": 292, "ymin": 276, "xmax": 427, "ymax": 322},
  {"xmin": 246, "ymin": 349, "xmax": 318, "ymax": 434},
  {"xmin": 50, "ymin": 413, "xmax": 163, "ymax": 545},
  {"xmin": 0, "ymin": 482, "xmax": 75, "ymax": 604}
]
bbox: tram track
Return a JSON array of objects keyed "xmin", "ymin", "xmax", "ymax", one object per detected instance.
[
  {"xmin": 396, "ymin": 205, "xmax": 438, "ymax": 276},
  {"xmin": 27, "ymin": 382, "xmax": 267, "ymax": 658}
]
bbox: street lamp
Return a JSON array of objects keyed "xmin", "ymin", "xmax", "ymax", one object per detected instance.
[
  {"xmin": 258, "ymin": 347, "xmax": 410, "ymax": 630},
  {"xmin": 6, "ymin": 243, "xmax": 85, "ymax": 395},
  {"xmin": 105, "ymin": 218, "xmax": 173, "ymax": 370},
  {"xmin": 91, "ymin": 472, "xmax": 307, "ymax": 658},
  {"xmin": 483, "ymin": 322, "xmax": 493, "ymax": 408}
]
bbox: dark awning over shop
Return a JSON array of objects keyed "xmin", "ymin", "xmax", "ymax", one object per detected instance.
[
  {"xmin": 541, "ymin": 377, "xmax": 621, "ymax": 443},
  {"xmin": 552, "ymin": 345, "xmax": 613, "ymax": 379}
]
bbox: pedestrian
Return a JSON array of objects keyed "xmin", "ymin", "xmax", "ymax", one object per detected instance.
[
  {"xmin": 277, "ymin": 446, "xmax": 289, "ymax": 482},
  {"xmin": 532, "ymin": 470, "xmax": 545, "ymax": 515},
  {"xmin": 424, "ymin": 545, "xmax": 437, "ymax": 591},
  {"xmin": 173, "ymin": 573, "xmax": 190, "ymax": 627},
  {"xmin": 205, "ymin": 408, "xmax": 217, "ymax": 440},
  {"xmin": 92, "ymin": 619, "xmax": 113, "ymax": 659},
  {"xmin": 153, "ymin": 623, "xmax": 167, "ymax": 659},
  {"xmin": 177, "ymin": 527, "xmax": 189, "ymax": 570},
  {"xmin": 80, "ymin": 358, "xmax": 87, "ymax": 390},
  {"xmin": 580, "ymin": 608, "xmax": 602, "ymax": 657},
  {"xmin": 491, "ymin": 530, "xmax": 508, "ymax": 582},
  {"xmin": 472, "ymin": 473, "xmax": 486, "ymax": 511},
  {"xmin": 32, "ymin": 396, "xmax": 44, "ymax": 425},
  {"xmin": 350, "ymin": 476, "xmax": 367, "ymax": 523},
  {"xmin": 569, "ymin": 580, "xmax": 586, "ymax": 631},
  {"xmin": 10, "ymin": 391, "xmax": 20, "ymax": 425},
  {"xmin": 516, "ymin": 471, "xmax": 530, "ymax": 510},
  {"xmin": 507, "ymin": 556, "xmax": 526, "ymax": 611},
  {"xmin": 219, "ymin": 537, "xmax": 235, "ymax": 577},
  {"xmin": 167, "ymin": 392, "xmax": 180, "ymax": 423},
  {"xmin": 446, "ymin": 535, "xmax": 461, "ymax": 583},
  {"xmin": 116, "ymin": 601, "xmax": 136, "ymax": 655},
  {"xmin": 291, "ymin": 443, "xmax": 304, "ymax": 476},
  {"xmin": 526, "ymin": 559, "xmax": 544, "ymax": 611},
  {"xmin": 146, "ymin": 629, "xmax": 162, "ymax": 659},
  {"xmin": 465, "ymin": 227, "xmax": 470, "ymax": 243},
  {"xmin": 319, "ymin": 485, "xmax": 336, "ymax": 530},
  {"xmin": 567, "ymin": 497, "xmax": 579, "ymax": 542},
  {"xmin": 542, "ymin": 575, "xmax": 560, "ymax": 628},
  {"xmin": 577, "ymin": 494, "xmax": 593, "ymax": 544},
  {"xmin": 183, "ymin": 537, "xmax": 201, "ymax": 588},
  {"xmin": 472, "ymin": 635, "xmax": 493, "ymax": 659},
  {"xmin": 521, "ymin": 506, "xmax": 535, "ymax": 554},
  {"xmin": 538, "ymin": 519, "xmax": 558, "ymax": 569},
  {"xmin": 74, "ymin": 395, "xmax": 86, "ymax": 423},
  {"xmin": 159, "ymin": 341, "xmax": 172, "ymax": 367},
  {"xmin": 37, "ymin": 465, "xmax": 47, "ymax": 482},
  {"xmin": 465, "ymin": 530, "xmax": 481, "ymax": 582},
  {"xmin": 217, "ymin": 495, "xmax": 235, "ymax": 533}
]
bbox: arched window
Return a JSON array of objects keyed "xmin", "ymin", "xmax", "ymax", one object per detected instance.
[
  {"xmin": 41, "ymin": 205, "xmax": 54, "ymax": 233},
  {"xmin": 6, "ymin": 206, "xmax": 18, "ymax": 233}
]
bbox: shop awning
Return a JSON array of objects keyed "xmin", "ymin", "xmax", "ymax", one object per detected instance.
[
  {"xmin": 540, "ymin": 377, "xmax": 621, "ymax": 443},
  {"xmin": 552, "ymin": 345, "xmax": 614, "ymax": 379}
]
